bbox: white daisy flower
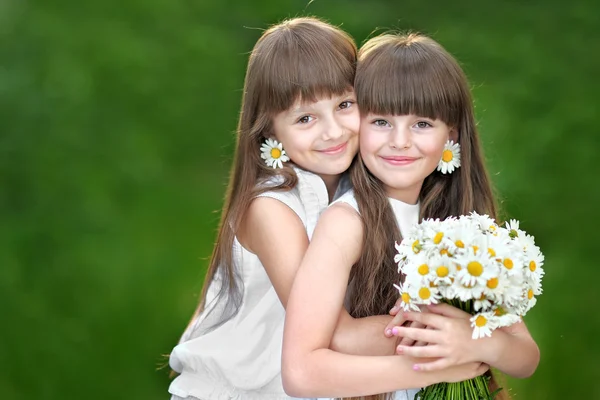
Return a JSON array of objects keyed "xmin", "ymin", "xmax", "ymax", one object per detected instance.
[
  {"xmin": 521, "ymin": 286, "xmax": 538, "ymax": 314},
  {"xmin": 260, "ymin": 138, "xmax": 290, "ymax": 169},
  {"xmin": 469, "ymin": 212, "xmax": 499, "ymax": 234},
  {"xmin": 409, "ymin": 281, "xmax": 442, "ymax": 306},
  {"xmin": 470, "ymin": 312, "xmax": 498, "ymax": 339},
  {"xmin": 474, "ymin": 293, "xmax": 493, "ymax": 312},
  {"xmin": 524, "ymin": 249, "xmax": 545, "ymax": 281},
  {"xmin": 505, "ymin": 219, "xmax": 526, "ymax": 239},
  {"xmin": 494, "ymin": 310, "xmax": 522, "ymax": 328},
  {"xmin": 429, "ymin": 254, "xmax": 456, "ymax": 286},
  {"xmin": 437, "ymin": 140, "xmax": 461, "ymax": 174},
  {"xmin": 455, "ymin": 246, "xmax": 496, "ymax": 287},
  {"xmin": 393, "ymin": 282, "xmax": 420, "ymax": 312}
]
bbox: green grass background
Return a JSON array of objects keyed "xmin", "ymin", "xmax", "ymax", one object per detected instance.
[{"xmin": 1, "ymin": 0, "xmax": 598, "ymax": 398}]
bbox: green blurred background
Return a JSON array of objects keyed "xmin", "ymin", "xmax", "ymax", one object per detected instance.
[{"xmin": 1, "ymin": 0, "xmax": 598, "ymax": 398}]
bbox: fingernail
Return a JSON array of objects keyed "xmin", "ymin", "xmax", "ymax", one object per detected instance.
[
  {"xmin": 385, "ymin": 329, "xmax": 392, "ymax": 337},
  {"xmin": 413, "ymin": 365, "xmax": 420, "ymax": 371},
  {"xmin": 396, "ymin": 346, "xmax": 403, "ymax": 354},
  {"xmin": 392, "ymin": 327, "xmax": 400, "ymax": 335}
]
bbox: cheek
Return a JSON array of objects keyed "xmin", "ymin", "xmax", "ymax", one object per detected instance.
[
  {"xmin": 342, "ymin": 109, "xmax": 361, "ymax": 135},
  {"xmin": 359, "ymin": 128, "xmax": 381, "ymax": 158},
  {"xmin": 419, "ymin": 137, "xmax": 447, "ymax": 159}
]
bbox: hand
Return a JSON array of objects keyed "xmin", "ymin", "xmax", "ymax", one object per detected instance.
[
  {"xmin": 436, "ymin": 361, "xmax": 490, "ymax": 384},
  {"xmin": 385, "ymin": 300, "xmax": 428, "ymax": 347},
  {"xmin": 392, "ymin": 303, "xmax": 487, "ymax": 371}
]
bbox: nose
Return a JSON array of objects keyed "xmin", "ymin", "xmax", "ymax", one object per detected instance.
[
  {"xmin": 322, "ymin": 116, "xmax": 345, "ymax": 141},
  {"xmin": 390, "ymin": 125, "xmax": 411, "ymax": 149}
]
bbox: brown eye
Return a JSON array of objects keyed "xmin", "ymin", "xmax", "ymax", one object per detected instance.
[{"xmin": 297, "ymin": 115, "xmax": 314, "ymax": 124}]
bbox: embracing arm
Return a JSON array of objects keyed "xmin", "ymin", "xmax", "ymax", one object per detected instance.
[
  {"xmin": 477, "ymin": 320, "xmax": 539, "ymax": 378},
  {"xmin": 281, "ymin": 205, "xmax": 487, "ymax": 398},
  {"xmin": 241, "ymin": 197, "xmax": 398, "ymax": 356}
]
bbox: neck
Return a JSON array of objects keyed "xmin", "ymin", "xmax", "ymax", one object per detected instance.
[
  {"xmin": 318, "ymin": 173, "xmax": 341, "ymax": 203},
  {"xmin": 385, "ymin": 183, "xmax": 422, "ymax": 205}
]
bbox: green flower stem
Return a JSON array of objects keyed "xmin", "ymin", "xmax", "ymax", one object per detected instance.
[{"xmin": 414, "ymin": 299, "xmax": 499, "ymax": 399}]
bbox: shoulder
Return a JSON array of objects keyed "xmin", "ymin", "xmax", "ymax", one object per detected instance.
[
  {"xmin": 239, "ymin": 194, "xmax": 307, "ymax": 252},
  {"xmin": 313, "ymin": 201, "xmax": 363, "ymax": 249},
  {"xmin": 331, "ymin": 189, "xmax": 359, "ymax": 212}
]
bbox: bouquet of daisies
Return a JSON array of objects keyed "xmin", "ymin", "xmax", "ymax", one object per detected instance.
[{"xmin": 394, "ymin": 212, "xmax": 544, "ymax": 399}]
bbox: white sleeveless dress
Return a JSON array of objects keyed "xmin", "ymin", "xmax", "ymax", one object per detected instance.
[
  {"xmin": 334, "ymin": 190, "xmax": 421, "ymax": 400},
  {"xmin": 169, "ymin": 168, "xmax": 350, "ymax": 400}
]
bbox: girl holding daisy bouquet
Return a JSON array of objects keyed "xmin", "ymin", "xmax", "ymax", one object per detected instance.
[
  {"xmin": 282, "ymin": 33, "xmax": 539, "ymax": 400},
  {"xmin": 168, "ymin": 18, "xmax": 417, "ymax": 400}
]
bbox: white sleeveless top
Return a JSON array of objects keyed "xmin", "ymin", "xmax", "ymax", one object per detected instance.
[
  {"xmin": 169, "ymin": 168, "xmax": 350, "ymax": 400},
  {"xmin": 334, "ymin": 190, "xmax": 421, "ymax": 400}
]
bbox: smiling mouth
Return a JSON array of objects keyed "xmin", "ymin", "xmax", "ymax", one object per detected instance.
[
  {"xmin": 319, "ymin": 142, "xmax": 348, "ymax": 155},
  {"xmin": 380, "ymin": 156, "xmax": 419, "ymax": 165}
]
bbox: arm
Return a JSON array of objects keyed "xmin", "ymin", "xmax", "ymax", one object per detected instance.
[
  {"xmin": 281, "ymin": 204, "xmax": 487, "ymax": 398},
  {"xmin": 393, "ymin": 303, "xmax": 540, "ymax": 378},
  {"xmin": 240, "ymin": 197, "xmax": 398, "ymax": 355}
]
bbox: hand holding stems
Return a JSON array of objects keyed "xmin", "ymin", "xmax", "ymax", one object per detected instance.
[{"xmin": 390, "ymin": 303, "xmax": 495, "ymax": 372}]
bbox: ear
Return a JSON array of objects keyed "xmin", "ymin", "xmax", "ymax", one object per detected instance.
[{"xmin": 449, "ymin": 127, "xmax": 459, "ymax": 143}]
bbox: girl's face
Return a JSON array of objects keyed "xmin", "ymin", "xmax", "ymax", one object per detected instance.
[
  {"xmin": 360, "ymin": 113, "xmax": 456, "ymax": 204},
  {"xmin": 272, "ymin": 91, "xmax": 359, "ymax": 179}
]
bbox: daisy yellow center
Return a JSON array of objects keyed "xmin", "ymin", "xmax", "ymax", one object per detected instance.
[
  {"xmin": 503, "ymin": 258, "xmax": 514, "ymax": 269},
  {"xmin": 528, "ymin": 289, "xmax": 534, "ymax": 300},
  {"xmin": 489, "ymin": 225, "xmax": 496, "ymax": 231},
  {"xmin": 442, "ymin": 149, "xmax": 454, "ymax": 162},
  {"xmin": 412, "ymin": 240, "xmax": 421, "ymax": 254},
  {"xmin": 402, "ymin": 292, "xmax": 411, "ymax": 303},
  {"xmin": 456, "ymin": 265, "xmax": 462, "ymax": 271},
  {"xmin": 429, "ymin": 281, "xmax": 438, "ymax": 288},
  {"xmin": 434, "ymin": 232, "xmax": 444, "ymax": 244},
  {"xmin": 475, "ymin": 315, "xmax": 488, "ymax": 327},
  {"xmin": 487, "ymin": 277, "xmax": 499, "ymax": 289},
  {"xmin": 488, "ymin": 248, "xmax": 496, "ymax": 257},
  {"xmin": 440, "ymin": 248, "xmax": 451, "ymax": 256},
  {"xmin": 418, "ymin": 287, "xmax": 431, "ymax": 300},
  {"xmin": 494, "ymin": 307, "xmax": 506, "ymax": 316},
  {"xmin": 436, "ymin": 266, "xmax": 449, "ymax": 277},
  {"xmin": 270, "ymin": 148, "xmax": 282, "ymax": 159},
  {"xmin": 529, "ymin": 261, "xmax": 537, "ymax": 272},
  {"xmin": 418, "ymin": 264, "xmax": 429, "ymax": 275},
  {"xmin": 467, "ymin": 261, "xmax": 483, "ymax": 276},
  {"xmin": 479, "ymin": 294, "xmax": 486, "ymax": 301},
  {"xmin": 472, "ymin": 245, "xmax": 479, "ymax": 253},
  {"xmin": 455, "ymin": 240, "xmax": 465, "ymax": 248}
]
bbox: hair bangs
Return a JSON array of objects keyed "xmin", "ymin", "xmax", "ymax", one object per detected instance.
[
  {"xmin": 253, "ymin": 19, "xmax": 356, "ymax": 115},
  {"xmin": 356, "ymin": 35, "xmax": 464, "ymax": 127}
]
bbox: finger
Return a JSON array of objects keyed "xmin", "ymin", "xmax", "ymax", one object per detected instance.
[
  {"xmin": 400, "ymin": 310, "xmax": 447, "ymax": 329},
  {"xmin": 398, "ymin": 337, "xmax": 415, "ymax": 347},
  {"xmin": 397, "ymin": 344, "xmax": 446, "ymax": 359},
  {"xmin": 476, "ymin": 363, "xmax": 490, "ymax": 376},
  {"xmin": 426, "ymin": 303, "xmax": 471, "ymax": 320},
  {"xmin": 391, "ymin": 326, "xmax": 441, "ymax": 344},
  {"xmin": 412, "ymin": 357, "xmax": 451, "ymax": 372},
  {"xmin": 385, "ymin": 313, "xmax": 406, "ymax": 337},
  {"xmin": 389, "ymin": 297, "xmax": 404, "ymax": 315},
  {"xmin": 415, "ymin": 325, "xmax": 434, "ymax": 346}
]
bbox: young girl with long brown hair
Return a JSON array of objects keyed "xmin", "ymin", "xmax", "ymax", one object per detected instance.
[
  {"xmin": 168, "ymin": 18, "xmax": 416, "ymax": 400},
  {"xmin": 282, "ymin": 33, "xmax": 539, "ymax": 400}
]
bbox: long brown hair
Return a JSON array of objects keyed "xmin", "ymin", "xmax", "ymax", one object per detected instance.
[
  {"xmin": 182, "ymin": 17, "xmax": 357, "ymax": 339},
  {"xmin": 345, "ymin": 33, "xmax": 506, "ymax": 400}
]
